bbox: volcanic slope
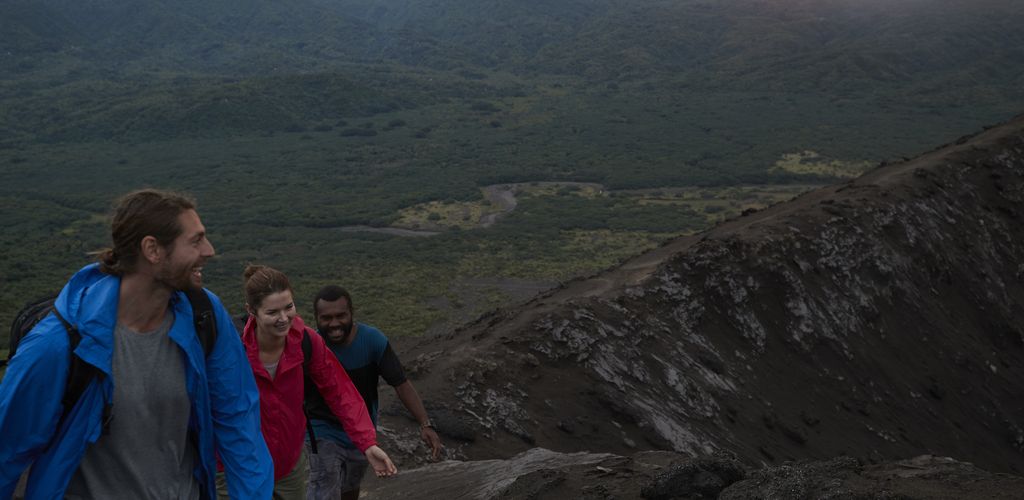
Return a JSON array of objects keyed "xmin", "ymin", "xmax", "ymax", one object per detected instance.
[{"xmin": 384, "ymin": 113, "xmax": 1024, "ymax": 476}]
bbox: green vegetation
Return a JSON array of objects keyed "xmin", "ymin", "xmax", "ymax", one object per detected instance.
[
  {"xmin": 771, "ymin": 152, "xmax": 874, "ymax": 179},
  {"xmin": 396, "ymin": 200, "xmax": 483, "ymax": 230},
  {"xmin": 1, "ymin": 0, "xmax": 1022, "ymax": 343}
]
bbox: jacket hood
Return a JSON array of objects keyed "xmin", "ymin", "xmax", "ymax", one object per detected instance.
[
  {"xmin": 53, "ymin": 264, "xmax": 120, "ymax": 374},
  {"xmin": 54, "ymin": 263, "xmax": 116, "ymax": 322}
]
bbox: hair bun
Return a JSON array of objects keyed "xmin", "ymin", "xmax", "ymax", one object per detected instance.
[{"xmin": 243, "ymin": 264, "xmax": 268, "ymax": 282}]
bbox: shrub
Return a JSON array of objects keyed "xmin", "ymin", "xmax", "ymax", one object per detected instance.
[
  {"xmin": 340, "ymin": 128, "xmax": 378, "ymax": 137},
  {"xmin": 470, "ymin": 101, "xmax": 499, "ymax": 113}
]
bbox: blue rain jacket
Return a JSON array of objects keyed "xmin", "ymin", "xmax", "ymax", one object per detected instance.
[{"xmin": 0, "ymin": 264, "xmax": 273, "ymax": 499}]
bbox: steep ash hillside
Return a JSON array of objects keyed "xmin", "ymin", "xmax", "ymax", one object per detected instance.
[{"xmin": 384, "ymin": 114, "xmax": 1024, "ymax": 477}]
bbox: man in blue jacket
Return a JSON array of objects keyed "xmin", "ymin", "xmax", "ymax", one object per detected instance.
[{"xmin": 0, "ymin": 189, "xmax": 273, "ymax": 499}]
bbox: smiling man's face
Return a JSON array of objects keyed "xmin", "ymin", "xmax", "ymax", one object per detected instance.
[{"xmin": 316, "ymin": 296, "xmax": 354, "ymax": 345}]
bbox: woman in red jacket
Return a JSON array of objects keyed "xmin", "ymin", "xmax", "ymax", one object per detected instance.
[{"xmin": 220, "ymin": 264, "xmax": 396, "ymax": 499}]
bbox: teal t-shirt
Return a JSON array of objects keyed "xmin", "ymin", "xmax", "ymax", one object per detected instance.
[{"xmin": 310, "ymin": 323, "xmax": 406, "ymax": 448}]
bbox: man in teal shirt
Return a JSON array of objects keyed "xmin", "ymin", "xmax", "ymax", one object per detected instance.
[{"xmin": 306, "ymin": 285, "xmax": 442, "ymax": 500}]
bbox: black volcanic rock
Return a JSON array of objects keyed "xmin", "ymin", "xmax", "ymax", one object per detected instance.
[
  {"xmin": 640, "ymin": 454, "xmax": 746, "ymax": 499},
  {"xmin": 720, "ymin": 455, "xmax": 1024, "ymax": 500},
  {"xmin": 363, "ymin": 450, "xmax": 1024, "ymax": 500}
]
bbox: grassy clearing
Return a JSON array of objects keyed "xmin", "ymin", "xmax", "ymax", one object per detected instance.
[
  {"xmin": 393, "ymin": 182, "xmax": 607, "ymax": 230},
  {"xmin": 771, "ymin": 151, "xmax": 873, "ymax": 178},
  {"xmin": 615, "ymin": 184, "xmax": 815, "ymax": 223},
  {"xmin": 59, "ymin": 213, "xmax": 108, "ymax": 237},
  {"xmin": 515, "ymin": 182, "xmax": 606, "ymax": 198},
  {"xmin": 394, "ymin": 198, "xmax": 495, "ymax": 230}
]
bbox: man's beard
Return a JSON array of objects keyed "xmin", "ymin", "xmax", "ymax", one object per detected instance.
[
  {"xmin": 321, "ymin": 322, "xmax": 353, "ymax": 344},
  {"xmin": 157, "ymin": 258, "xmax": 201, "ymax": 291}
]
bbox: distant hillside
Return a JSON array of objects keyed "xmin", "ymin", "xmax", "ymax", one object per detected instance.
[
  {"xmin": 2, "ymin": 0, "xmax": 1023, "ymax": 358},
  {"xmin": 2, "ymin": 0, "xmax": 1021, "ymax": 144},
  {"xmin": 4, "ymin": 0, "xmax": 1022, "ymax": 81},
  {"xmin": 2, "ymin": 0, "xmax": 460, "ymax": 74},
  {"xmin": 317, "ymin": 0, "xmax": 1024, "ymax": 83},
  {"xmin": 386, "ymin": 113, "xmax": 1024, "ymax": 475}
]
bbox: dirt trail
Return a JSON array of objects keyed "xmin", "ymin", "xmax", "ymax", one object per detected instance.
[
  {"xmin": 478, "ymin": 185, "xmax": 517, "ymax": 228},
  {"xmin": 478, "ymin": 182, "xmax": 603, "ymax": 227},
  {"xmin": 336, "ymin": 225, "xmax": 441, "ymax": 237}
]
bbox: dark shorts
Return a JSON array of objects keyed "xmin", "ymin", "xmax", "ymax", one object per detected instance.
[{"xmin": 306, "ymin": 439, "xmax": 369, "ymax": 499}]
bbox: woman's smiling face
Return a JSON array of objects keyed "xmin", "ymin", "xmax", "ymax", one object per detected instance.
[{"xmin": 250, "ymin": 289, "xmax": 296, "ymax": 339}]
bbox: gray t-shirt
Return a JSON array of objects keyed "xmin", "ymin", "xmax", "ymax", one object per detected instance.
[
  {"xmin": 263, "ymin": 361, "xmax": 279, "ymax": 379},
  {"xmin": 65, "ymin": 313, "xmax": 201, "ymax": 500}
]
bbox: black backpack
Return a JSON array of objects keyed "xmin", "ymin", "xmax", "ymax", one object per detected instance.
[
  {"xmin": 297, "ymin": 330, "xmax": 321, "ymax": 453},
  {"xmin": 4, "ymin": 288, "xmax": 219, "ymax": 431},
  {"xmin": 5, "ymin": 294, "xmax": 61, "ymax": 364}
]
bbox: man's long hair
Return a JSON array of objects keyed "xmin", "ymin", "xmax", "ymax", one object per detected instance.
[{"xmin": 94, "ymin": 189, "xmax": 196, "ymax": 276}]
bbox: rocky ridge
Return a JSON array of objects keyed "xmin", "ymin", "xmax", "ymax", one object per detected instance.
[{"xmin": 371, "ymin": 113, "xmax": 1024, "ymax": 497}]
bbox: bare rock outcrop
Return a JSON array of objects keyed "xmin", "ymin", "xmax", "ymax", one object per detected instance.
[{"xmin": 364, "ymin": 449, "xmax": 1024, "ymax": 500}]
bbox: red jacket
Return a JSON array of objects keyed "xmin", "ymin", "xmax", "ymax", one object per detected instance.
[{"xmin": 243, "ymin": 315, "xmax": 376, "ymax": 480}]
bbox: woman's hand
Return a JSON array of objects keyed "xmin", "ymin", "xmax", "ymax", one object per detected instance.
[{"xmin": 365, "ymin": 445, "xmax": 398, "ymax": 478}]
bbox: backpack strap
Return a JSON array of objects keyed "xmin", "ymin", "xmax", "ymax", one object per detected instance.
[
  {"xmin": 36, "ymin": 291, "xmax": 215, "ymax": 443},
  {"xmin": 184, "ymin": 288, "xmax": 218, "ymax": 357},
  {"xmin": 301, "ymin": 329, "xmax": 313, "ymax": 370},
  {"xmin": 301, "ymin": 329, "xmax": 318, "ymax": 454},
  {"xmin": 52, "ymin": 308, "xmax": 109, "ymax": 436}
]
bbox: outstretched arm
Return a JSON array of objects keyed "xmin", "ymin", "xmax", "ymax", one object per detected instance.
[{"xmin": 394, "ymin": 381, "xmax": 443, "ymax": 460}]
